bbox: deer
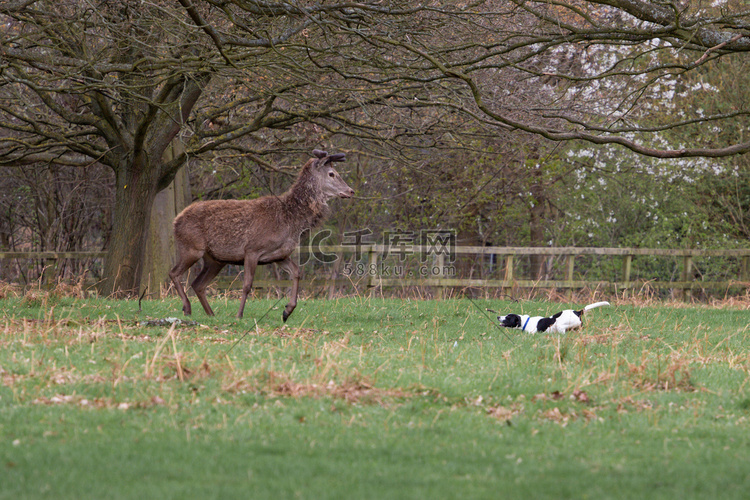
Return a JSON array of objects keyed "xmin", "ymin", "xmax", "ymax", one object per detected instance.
[{"xmin": 168, "ymin": 150, "xmax": 354, "ymax": 322}]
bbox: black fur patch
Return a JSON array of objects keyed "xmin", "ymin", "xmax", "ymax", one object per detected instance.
[{"xmin": 536, "ymin": 317, "xmax": 556, "ymax": 332}]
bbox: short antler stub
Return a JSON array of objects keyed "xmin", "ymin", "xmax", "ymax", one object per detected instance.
[{"xmin": 312, "ymin": 149, "xmax": 345, "ymax": 163}]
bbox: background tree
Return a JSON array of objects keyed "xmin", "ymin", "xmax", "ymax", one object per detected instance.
[
  {"xmin": 198, "ymin": 0, "xmax": 749, "ymax": 268},
  {"xmin": 1, "ymin": 1, "xmax": 215, "ymax": 295},
  {"xmin": 0, "ymin": 163, "xmax": 112, "ymax": 282},
  {"xmin": 0, "ymin": 0, "xmax": 419, "ymax": 295}
]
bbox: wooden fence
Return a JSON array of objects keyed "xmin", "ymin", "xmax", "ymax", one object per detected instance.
[
  {"xmin": 299, "ymin": 245, "xmax": 750, "ymax": 299},
  {"xmin": 1, "ymin": 246, "xmax": 748, "ymax": 299}
]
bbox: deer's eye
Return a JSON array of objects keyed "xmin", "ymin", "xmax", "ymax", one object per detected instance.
[{"xmin": 329, "ymin": 172, "xmax": 335, "ymax": 178}]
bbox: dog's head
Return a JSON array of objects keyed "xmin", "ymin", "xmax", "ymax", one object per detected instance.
[{"xmin": 497, "ymin": 314, "xmax": 523, "ymax": 329}]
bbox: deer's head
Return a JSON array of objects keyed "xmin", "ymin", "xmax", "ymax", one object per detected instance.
[{"xmin": 311, "ymin": 150, "xmax": 354, "ymax": 200}]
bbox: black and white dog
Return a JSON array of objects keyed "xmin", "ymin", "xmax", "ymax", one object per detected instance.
[{"xmin": 492, "ymin": 302, "xmax": 610, "ymax": 334}]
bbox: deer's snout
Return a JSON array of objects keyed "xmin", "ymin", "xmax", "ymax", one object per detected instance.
[{"xmin": 340, "ymin": 187, "xmax": 355, "ymax": 198}]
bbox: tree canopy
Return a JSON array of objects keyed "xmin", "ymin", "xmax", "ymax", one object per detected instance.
[{"xmin": 1, "ymin": 0, "xmax": 749, "ymax": 291}]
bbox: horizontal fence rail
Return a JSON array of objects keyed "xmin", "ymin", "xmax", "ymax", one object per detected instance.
[
  {"xmin": 0, "ymin": 252, "xmax": 107, "ymax": 258},
  {"xmin": 1, "ymin": 246, "xmax": 749, "ymax": 299}
]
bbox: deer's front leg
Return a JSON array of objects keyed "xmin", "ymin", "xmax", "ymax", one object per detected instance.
[{"xmin": 278, "ymin": 257, "xmax": 300, "ymax": 322}]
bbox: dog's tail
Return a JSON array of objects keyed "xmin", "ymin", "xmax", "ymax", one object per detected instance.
[{"xmin": 583, "ymin": 301, "xmax": 610, "ymax": 311}]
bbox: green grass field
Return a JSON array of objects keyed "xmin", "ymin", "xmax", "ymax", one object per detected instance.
[{"xmin": 1, "ymin": 290, "xmax": 749, "ymax": 499}]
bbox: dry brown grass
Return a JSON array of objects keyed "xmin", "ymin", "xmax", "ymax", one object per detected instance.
[
  {"xmin": 4, "ymin": 277, "xmax": 749, "ymax": 308},
  {"xmin": 3, "ymin": 287, "xmax": 748, "ymax": 434}
]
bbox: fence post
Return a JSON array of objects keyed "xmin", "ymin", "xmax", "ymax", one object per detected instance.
[
  {"xmin": 503, "ymin": 255, "xmax": 514, "ymax": 296},
  {"xmin": 433, "ymin": 251, "xmax": 445, "ymax": 299},
  {"xmin": 622, "ymin": 255, "xmax": 633, "ymax": 298},
  {"xmin": 681, "ymin": 255, "xmax": 694, "ymax": 301},
  {"xmin": 741, "ymin": 256, "xmax": 749, "ymax": 282},
  {"xmin": 41, "ymin": 256, "xmax": 56, "ymax": 287},
  {"xmin": 565, "ymin": 254, "xmax": 575, "ymax": 299},
  {"xmin": 565, "ymin": 255, "xmax": 575, "ymax": 281},
  {"xmin": 366, "ymin": 246, "xmax": 379, "ymax": 294}
]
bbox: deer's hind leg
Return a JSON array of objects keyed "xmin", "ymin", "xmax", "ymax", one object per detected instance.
[
  {"xmin": 237, "ymin": 254, "xmax": 259, "ymax": 319},
  {"xmin": 169, "ymin": 245, "xmax": 203, "ymax": 316},
  {"xmin": 190, "ymin": 254, "xmax": 225, "ymax": 316}
]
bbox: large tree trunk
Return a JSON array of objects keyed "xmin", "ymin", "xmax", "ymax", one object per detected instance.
[
  {"xmin": 100, "ymin": 156, "xmax": 160, "ymax": 297},
  {"xmin": 141, "ymin": 158, "xmax": 190, "ymax": 297}
]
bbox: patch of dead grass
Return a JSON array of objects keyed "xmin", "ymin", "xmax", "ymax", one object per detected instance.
[
  {"xmin": 31, "ymin": 393, "xmax": 169, "ymax": 411},
  {"xmin": 0, "ymin": 282, "xmax": 21, "ymax": 299},
  {"xmin": 625, "ymin": 351, "xmax": 696, "ymax": 392},
  {"xmin": 486, "ymin": 404, "xmax": 523, "ymax": 423},
  {"xmin": 223, "ymin": 369, "xmax": 409, "ymax": 405},
  {"xmin": 273, "ymin": 376, "xmax": 409, "ymax": 404}
]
